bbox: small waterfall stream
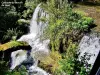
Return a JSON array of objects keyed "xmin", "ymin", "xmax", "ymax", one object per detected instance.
[
  {"xmin": 10, "ymin": 4, "xmax": 50, "ymax": 75},
  {"xmin": 79, "ymin": 33, "xmax": 100, "ymax": 67},
  {"xmin": 9, "ymin": 3, "xmax": 100, "ymax": 75}
]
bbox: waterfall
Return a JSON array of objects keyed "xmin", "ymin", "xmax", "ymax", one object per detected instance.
[
  {"xmin": 78, "ymin": 33, "xmax": 100, "ymax": 67},
  {"xmin": 30, "ymin": 4, "xmax": 41, "ymax": 34},
  {"xmin": 10, "ymin": 4, "xmax": 50, "ymax": 75},
  {"xmin": 10, "ymin": 3, "xmax": 100, "ymax": 75}
]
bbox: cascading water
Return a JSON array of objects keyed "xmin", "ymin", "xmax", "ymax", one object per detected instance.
[
  {"xmin": 78, "ymin": 33, "xmax": 100, "ymax": 67},
  {"xmin": 30, "ymin": 4, "xmax": 41, "ymax": 34},
  {"xmin": 10, "ymin": 4, "xmax": 50, "ymax": 75},
  {"xmin": 9, "ymin": 3, "xmax": 100, "ymax": 75}
]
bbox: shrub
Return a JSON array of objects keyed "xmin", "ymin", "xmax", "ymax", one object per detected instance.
[
  {"xmin": 42, "ymin": 0, "xmax": 94, "ymax": 52},
  {"xmin": 0, "ymin": 6, "xmax": 20, "ymax": 43},
  {"xmin": 39, "ymin": 51, "xmax": 62, "ymax": 73},
  {"xmin": 0, "ymin": 60, "xmax": 27, "ymax": 75},
  {"xmin": 54, "ymin": 41, "xmax": 91, "ymax": 75},
  {"xmin": 3, "ymin": 28, "xmax": 23, "ymax": 42}
]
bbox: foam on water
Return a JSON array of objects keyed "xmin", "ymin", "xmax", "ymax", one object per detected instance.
[
  {"xmin": 10, "ymin": 4, "xmax": 50, "ymax": 75},
  {"xmin": 79, "ymin": 33, "xmax": 100, "ymax": 66}
]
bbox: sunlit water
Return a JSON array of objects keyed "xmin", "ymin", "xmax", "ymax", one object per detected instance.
[{"xmin": 10, "ymin": 4, "xmax": 50, "ymax": 75}]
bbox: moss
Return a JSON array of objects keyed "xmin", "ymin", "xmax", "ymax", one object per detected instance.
[
  {"xmin": 39, "ymin": 51, "xmax": 62, "ymax": 73},
  {"xmin": 0, "ymin": 41, "xmax": 29, "ymax": 51}
]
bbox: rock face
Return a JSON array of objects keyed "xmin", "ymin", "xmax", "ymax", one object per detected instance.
[{"xmin": 79, "ymin": 33, "xmax": 100, "ymax": 66}]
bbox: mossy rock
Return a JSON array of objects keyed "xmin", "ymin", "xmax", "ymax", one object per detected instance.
[{"xmin": 0, "ymin": 41, "xmax": 29, "ymax": 51}]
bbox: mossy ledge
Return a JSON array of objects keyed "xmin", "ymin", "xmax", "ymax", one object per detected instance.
[{"xmin": 0, "ymin": 41, "xmax": 31, "ymax": 51}]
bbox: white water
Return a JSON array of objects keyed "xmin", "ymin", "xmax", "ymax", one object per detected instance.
[
  {"xmin": 10, "ymin": 3, "xmax": 100, "ymax": 75},
  {"xmin": 79, "ymin": 33, "xmax": 100, "ymax": 66},
  {"xmin": 10, "ymin": 4, "xmax": 50, "ymax": 75},
  {"xmin": 10, "ymin": 50, "xmax": 27, "ymax": 70},
  {"xmin": 30, "ymin": 4, "xmax": 41, "ymax": 34}
]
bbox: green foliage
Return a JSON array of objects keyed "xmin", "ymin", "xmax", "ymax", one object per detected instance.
[
  {"xmin": 58, "ymin": 41, "xmax": 78, "ymax": 75},
  {"xmin": 40, "ymin": 1, "xmax": 93, "ymax": 74},
  {"xmin": 0, "ymin": 6, "xmax": 20, "ymax": 42},
  {"xmin": 54, "ymin": 42, "xmax": 91, "ymax": 75},
  {"xmin": 0, "ymin": 61, "xmax": 9, "ymax": 74},
  {"xmin": 0, "ymin": 5, "xmax": 29, "ymax": 43},
  {"xmin": 3, "ymin": 28, "xmax": 23, "ymax": 42},
  {"xmin": 0, "ymin": 0, "xmax": 48, "ymax": 43},
  {"xmin": 0, "ymin": 60, "xmax": 27, "ymax": 75},
  {"xmin": 22, "ymin": 0, "xmax": 43, "ymax": 19},
  {"xmin": 74, "ymin": 10, "xmax": 88, "ymax": 16},
  {"xmin": 22, "ymin": 1, "xmax": 36, "ymax": 19},
  {"xmin": 6, "ymin": 66, "xmax": 27, "ymax": 75},
  {"xmin": 0, "ymin": 0, "xmax": 94, "ymax": 75},
  {"xmin": 17, "ymin": 19, "xmax": 30, "ymax": 25},
  {"xmin": 42, "ymin": 0, "xmax": 93, "ymax": 52},
  {"xmin": 39, "ymin": 51, "xmax": 62, "ymax": 73}
]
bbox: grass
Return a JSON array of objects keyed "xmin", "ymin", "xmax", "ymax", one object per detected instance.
[{"xmin": 74, "ymin": 3, "xmax": 100, "ymax": 32}]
